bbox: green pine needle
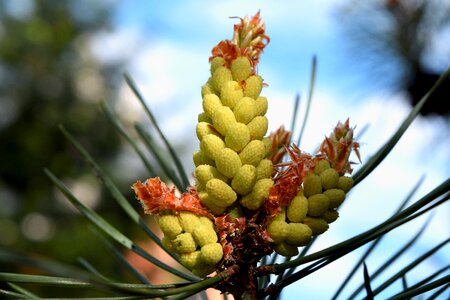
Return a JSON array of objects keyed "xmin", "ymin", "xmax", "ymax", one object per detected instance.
[
  {"xmin": 387, "ymin": 274, "xmax": 450, "ymax": 300},
  {"xmin": 347, "ymin": 213, "xmax": 434, "ymax": 299},
  {"xmin": 124, "ymin": 72, "xmax": 190, "ymax": 190},
  {"xmin": 362, "ymin": 262, "xmax": 374, "ymax": 300},
  {"xmin": 333, "ymin": 175, "xmax": 425, "ymax": 299},
  {"xmin": 134, "ymin": 122, "xmax": 183, "ymax": 190},
  {"xmin": 44, "ymin": 168, "xmax": 195, "ymax": 281},
  {"xmin": 100, "ymin": 100, "xmax": 157, "ymax": 177},
  {"xmin": 368, "ymin": 238, "xmax": 450, "ymax": 298}
]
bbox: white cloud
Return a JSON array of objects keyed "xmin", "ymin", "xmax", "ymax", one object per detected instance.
[
  {"xmin": 89, "ymin": 27, "xmax": 142, "ymax": 64},
  {"xmin": 127, "ymin": 39, "xmax": 206, "ymax": 104}
]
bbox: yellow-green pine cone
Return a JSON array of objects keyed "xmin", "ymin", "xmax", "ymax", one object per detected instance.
[
  {"xmin": 274, "ymin": 242, "xmax": 299, "ymax": 257},
  {"xmin": 273, "ymin": 208, "xmax": 287, "ymax": 222},
  {"xmin": 323, "ymin": 210, "xmax": 339, "ymax": 224},
  {"xmin": 198, "ymin": 192, "xmax": 227, "ymax": 215},
  {"xmin": 320, "ymin": 168, "xmax": 339, "ymax": 190},
  {"xmin": 338, "ymin": 176, "xmax": 353, "ymax": 193},
  {"xmin": 303, "ymin": 217, "xmax": 329, "ymax": 236},
  {"xmin": 231, "ymin": 56, "xmax": 252, "ymax": 81},
  {"xmin": 161, "ymin": 236, "xmax": 174, "ymax": 252},
  {"xmin": 195, "ymin": 164, "xmax": 228, "ymax": 185},
  {"xmin": 307, "ymin": 193, "xmax": 330, "ymax": 217},
  {"xmin": 198, "ymin": 112, "xmax": 212, "ymax": 123},
  {"xmin": 199, "ymin": 216, "xmax": 215, "ymax": 230},
  {"xmin": 215, "ymin": 148, "xmax": 242, "ymax": 178},
  {"xmin": 206, "ymin": 178, "xmax": 237, "ymax": 207},
  {"xmin": 267, "ymin": 220, "xmax": 289, "ymax": 243},
  {"xmin": 285, "ymin": 223, "xmax": 312, "ymax": 247},
  {"xmin": 179, "ymin": 212, "xmax": 201, "ymax": 233},
  {"xmin": 192, "ymin": 264, "xmax": 216, "ymax": 278},
  {"xmin": 179, "ymin": 250, "xmax": 202, "ymax": 270},
  {"xmin": 172, "ymin": 232, "xmax": 197, "ymax": 254},
  {"xmin": 193, "ymin": 224, "xmax": 218, "ymax": 247},
  {"xmin": 314, "ymin": 159, "xmax": 331, "ymax": 175},
  {"xmin": 200, "ymin": 243, "xmax": 224, "ymax": 265},
  {"xmin": 240, "ymin": 178, "xmax": 274, "ymax": 210},
  {"xmin": 158, "ymin": 214, "xmax": 183, "ymax": 239},
  {"xmin": 233, "ymin": 97, "xmax": 257, "ymax": 124},
  {"xmin": 243, "ymin": 75, "xmax": 263, "ymax": 99},
  {"xmin": 247, "ymin": 116, "xmax": 268, "ymax": 140},
  {"xmin": 227, "ymin": 205, "xmax": 244, "ymax": 219},
  {"xmin": 287, "ymin": 195, "xmax": 308, "ymax": 223},
  {"xmin": 256, "ymin": 159, "xmax": 273, "ymax": 180},
  {"xmin": 196, "ymin": 181, "xmax": 206, "ymax": 192},
  {"xmin": 193, "ymin": 150, "xmax": 215, "ymax": 167},
  {"xmin": 212, "ymin": 106, "xmax": 237, "ymax": 135},
  {"xmin": 201, "ymin": 82, "xmax": 215, "ymax": 98},
  {"xmin": 200, "ymin": 134, "xmax": 225, "ymax": 161},
  {"xmin": 220, "ymin": 81, "xmax": 243, "ymax": 109},
  {"xmin": 239, "ymin": 140, "xmax": 266, "ymax": 166},
  {"xmin": 254, "ymin": 96, "xmax": 268, "ymax": 116},
  {"xmin": 303, "ymin": 174, "xmax": 322, "ymax": 197},
  {"xmin": 231, "ymin": 164, "xmax": 257, "ymax": 195},
  {"xmin": 224, "ymin": 122, "xmax": 251, "ymax": 152},
  {"xmin": 212, "ymin": 66, "xmax": 233, "ymax": 92},
  {"xmin": 323, "ymin": 188, "xmax": 346, "ymax": 209},
  {"xmin": 196, "ymin": 122, "xmax": 220, "ymax": 141},
  {"xmin": 210, "ymin": 57, "xmax": 226, "ymax": 75},
  {"xmin": 262, "ymin": 137, "xmax": 273, "ymax": 158},
  {"xmin": 202, "ymin": 94, "xmax": 222, "ymax": 118}
]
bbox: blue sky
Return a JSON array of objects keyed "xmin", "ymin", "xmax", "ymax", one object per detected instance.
[{"xmin": 97, "ymin": 1, "xmax": 449, "ymax": 299}]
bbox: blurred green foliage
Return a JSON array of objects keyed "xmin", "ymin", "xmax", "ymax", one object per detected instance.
[{"xmin": 0, "ymin": 0, "xmax": 136, "ymax": 279}]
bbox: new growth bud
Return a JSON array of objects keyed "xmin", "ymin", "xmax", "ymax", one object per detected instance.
[{"xmin": 133, "ymin": 12, "xmax": 362, "ymax": 279}]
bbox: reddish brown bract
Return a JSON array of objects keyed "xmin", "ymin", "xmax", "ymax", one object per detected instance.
[
  {"xmin": 268, "ymin": 126, "xmax": 291, "ymax": 164},
  {"xmin": 209, "ymin": 40, "xmax": 240, "ymax": 68},
  {"xmin": 266, "ymin": 146, "xmax": 315, "ymax": 218},
  {"xmin": 210, "ymin": 11, "xmax": 270, "ymax": 71},
  {"xmin": 265, "ymin": 120, "xmax": 360, "ymax": 219},
  {"xmin": 318, "ymin": 118, "xmax": 361, "ymax": 175},
  {"xmin": 132, "ymin": 177, "xmax": 211, "ymax": 217}
]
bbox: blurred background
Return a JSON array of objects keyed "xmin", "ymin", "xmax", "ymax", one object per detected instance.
[{"xmin": 0, "ymin": 0, "xmax": 449, "ymax": 299}]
